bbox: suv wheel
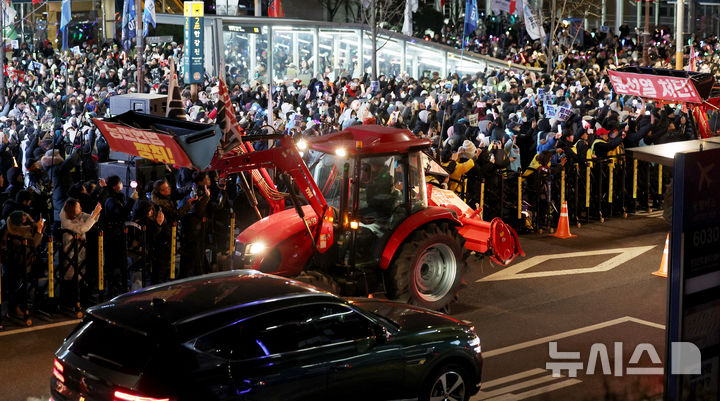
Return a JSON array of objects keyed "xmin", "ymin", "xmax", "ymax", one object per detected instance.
[{"xmin": 421, "ymin": 363, "xmax": 470, "ymax": 401}]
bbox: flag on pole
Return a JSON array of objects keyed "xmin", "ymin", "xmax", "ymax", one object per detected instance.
[
  {"xmin": 60, "ymin": 0, "xmax": 71, "ymax": 50},
  {"xmin": 402, "ymin": 0, "xmax": 419, "ymax": 36},
  {"xmin": 216, "ymin": 78, "xmax": 244, "ymax": 150},
  {"xmin": 268, "ymin": 0, "xmax": 284, "ymax": 17},
  {"xmin": 463, "ymin": 0, "xmax": 478, "ymax": 36},
  {"xmin": 166, "ymin": 58, "xmax": 187, "ymax": 120},
  {"xmin": 522, "ymin": 1, "xmax": 545, "ymax": 40},
  {"xmin": 121, "ymin": 0, "xmax": 137, "ymax": 50},
  {"xmin": 143, "ymin": 0, "xmax": 156, "ymax": 36}
]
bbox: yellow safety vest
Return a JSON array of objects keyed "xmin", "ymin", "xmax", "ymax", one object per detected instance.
[
  {"xmin": 522, "ymin": 153, "xmax": 549, "ymax": 177},
  {"xmin": 587, "ymin": 138, "xmax": 606, "ymax": 169},
  {"xmin": 606, "ymin": 143, "xmax": 624, "ymax": 166}
]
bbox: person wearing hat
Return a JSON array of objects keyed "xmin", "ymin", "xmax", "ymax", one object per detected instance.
[
  {"xmin": 447, "ymin": 140, "xmax": 481, "ymax": 194},
  {"xmin": 587, "ymin": 123, "xmax": 624, "ymax": 168}
]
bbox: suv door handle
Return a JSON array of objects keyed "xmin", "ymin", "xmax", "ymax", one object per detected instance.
[{"xmin": 404, "ymin": 347, "xmax": 434, "ymax": 358}]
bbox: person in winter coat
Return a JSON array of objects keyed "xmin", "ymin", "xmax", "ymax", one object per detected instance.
[
  {"xmin": 42, "ymin": 147, "xmax": 80, "ymax": 232},
  {"xmin": 58, "ymin": 198, "xmax": 102, "ymax": 305},
  {"xmin": 180, "ymin": 172, "xmax": 211, "ymax": 278},
  {"xmin": 103, "ymin": 175, "xmax": 137, "ymax": 295},
  {"xmin": 132, "ymin": 200, "xmax": 166, "ymax": 284},
  {"xmin": 5, "ymin": 210, "xmax": 44, "ymax": 318},
  {"xmin": 448, "ymin": 140, "xmax": 480, "ymax": 193}
]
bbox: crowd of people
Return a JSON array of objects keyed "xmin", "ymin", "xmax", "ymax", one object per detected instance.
[
  {"xmin": 426, "ymin": 13, "xmax": 720, "ymax": 75},
  {"xmin": 1, "ymin": 13, "xmax": 719, "ymax": 327}
]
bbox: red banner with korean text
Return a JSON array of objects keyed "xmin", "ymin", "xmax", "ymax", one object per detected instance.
[
  {"xmin": 93, "ymin": 118, "xmax": 192, "ymax": 167},
  {"xmin": 608, "ymin": 70, "xmax": 704, "ymax": 104}
]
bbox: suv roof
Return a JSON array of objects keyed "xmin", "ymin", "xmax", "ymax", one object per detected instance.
[{"xmin": 87, "ymin": 270, "xmax": 327, "ymax": 336}]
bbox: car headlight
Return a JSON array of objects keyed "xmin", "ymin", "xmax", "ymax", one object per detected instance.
[
  {"xmin": 469, "ymin": 336, "xmax": 482, "ymax": 354},
  {"xmin": 247, "ymin": 242, "xmax": 267, "ymax": 255}
]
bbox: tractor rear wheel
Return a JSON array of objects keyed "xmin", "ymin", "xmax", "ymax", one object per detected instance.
[{"xmin": 386, "ymin": 223, "xmax": 466, "ymax": 311}]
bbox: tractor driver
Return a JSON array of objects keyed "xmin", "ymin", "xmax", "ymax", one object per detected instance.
[{"xmin": 362, "ymin": 156, "xmax": 403, "ymax": 221}]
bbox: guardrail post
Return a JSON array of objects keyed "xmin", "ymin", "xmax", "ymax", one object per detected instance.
[
  {"xmin": 479, "ymin": 180, "xmax": 485, "ymax": 220},
  {"xmin": 98, "ymin": 231, "xmax": 104, "ymax": 292},
  {"xmin": 574, "ymin": 164, "xmax": 580, "ymax": 226},
  {"xmin": 646, "ymin": 162, "xmax": 652, "ymax": 211},
  {"xmin": 560, "ymin": 169, "xmax": 566, "ymax": 206},
  {"xmin": 585, "ymin": 166, "xmax": 591, "ymax": 208},
  {"xmin": 633, "ymin": 159, "xmax": 638, "ymax": 200},
  {"xmin": 48, "ymin": 236, "xmax": 54, "ymax": 298},
  {"xmin": 517, "ymin": 175, "xmax": 522, "ymax": 221},
  {"xmin": 608, "ymin": 163, "xmax": 614, "ymax": 205},
  {"xmin": 170, "ymin": 223, "xmax": 177, "ymax": 280}
]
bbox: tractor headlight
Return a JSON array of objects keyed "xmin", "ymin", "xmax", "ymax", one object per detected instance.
[
  {"xmin": 335, "ymin": 148, "xmax": 347, "ymax": 158},
  {"xmin": 247, "ymin": 242, "xmax": 267, "ymax": 255},
  {"xmin": 296, "ymin": 138, "xmax": 308, "ymax": 151}
]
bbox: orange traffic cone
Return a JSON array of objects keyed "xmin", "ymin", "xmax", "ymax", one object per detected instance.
[
  {"xmin": 551, "ymin": 201, "xmax": 576, "ymax": 239},
  {"xmin": 652, "ymin": 233, "xmax": 669, "ymax": 278}
]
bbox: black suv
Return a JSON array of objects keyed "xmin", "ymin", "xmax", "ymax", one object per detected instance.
[{"xmin": 51, "ymin": 270, "xmax": 482, "ymax": 401}]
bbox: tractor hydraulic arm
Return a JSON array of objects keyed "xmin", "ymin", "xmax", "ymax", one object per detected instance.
[{"xmin": 210, "ymin": 135, "xmax": 335, "ymax": 253}]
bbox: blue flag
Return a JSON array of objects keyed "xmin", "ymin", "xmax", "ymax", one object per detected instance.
[
  {"xmin": 60, "ymin": 0, "xmax": 71, "ymax": 50},
  {"xmin": 122, "ymin": 0, "xmax": 137, "ymax": 50},
  {"xmin": 143, "ymin": 0, "xmax": 156, "ymax": 36},
  {"xmin": 463, "ymin": 0, "xmax": 478, "ymax": 36}
]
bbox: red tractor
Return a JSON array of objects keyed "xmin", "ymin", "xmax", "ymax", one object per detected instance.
[{"xmin": 94, "ymin": 113, "xmax": 523, "ymax": 311}]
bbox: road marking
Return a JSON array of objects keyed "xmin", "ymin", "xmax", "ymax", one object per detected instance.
[
  {"xmin": 0, "ymin": 319, "xmax": 82, "ymax": 337},
  {"xmin": 481, "ymin": 369, "xmax": 546, "ymax": 388},
  {"xmin": 477, "ymin": 246, "xmax": 655, "ymax": 281},
  {"xmin": 635, "ymin": 210, "xmax": 664, "ymax": 218},
  {"xmin": 481, "ymin": 378, "xmax": 583, "ymax": 400},
  {"xmin": 473, "ymin": 369, "xmax": 581, "ymax": 401},
  {"xmin": 483, "ymin": 316, "xmax": 665, "ymax": 358}
]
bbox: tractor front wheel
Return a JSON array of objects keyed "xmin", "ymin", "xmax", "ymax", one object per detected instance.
[{"xmin": 386, "ymin": 223, "xmax": 466, "ymax": 311}]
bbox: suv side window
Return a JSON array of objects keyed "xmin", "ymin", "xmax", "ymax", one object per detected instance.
[{"xmin": 193, "ymin": 303, "xmax": 375, "ymax": 360}]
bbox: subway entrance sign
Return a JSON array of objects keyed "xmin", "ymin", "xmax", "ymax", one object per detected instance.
[
  {"xmin": 183, "ymin": 1, "xmax": 205, "ymax": 84},
  {"xmin": 667, "ymin": 144, "xmax": 720, "ymax": 401}
]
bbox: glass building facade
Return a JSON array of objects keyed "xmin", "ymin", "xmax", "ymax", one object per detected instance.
[{"xmin": 155, "ymin": 14, "xmax": 539, "ymax": 86}]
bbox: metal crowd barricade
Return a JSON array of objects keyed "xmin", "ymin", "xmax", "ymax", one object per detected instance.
[
  {"xmin": 6, "ymin": 234, "xmax": 36, "ymax": 326},
  {"xmin": 58, "ymin": 229, "xmax": 87, "ymax": 318},
  {"xmin": 125, "ymin": 222, "xmax": 149, "ymax": 290}
]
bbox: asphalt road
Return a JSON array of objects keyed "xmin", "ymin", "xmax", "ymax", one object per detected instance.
[{"xmin": 0, "ymin": 212, "xmax": 670, "ymax": 401}]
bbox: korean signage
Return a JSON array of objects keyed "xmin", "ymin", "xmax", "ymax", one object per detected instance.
[
  {"xmin": 607, "ymin": 70, "xmax": 704, "ymax": 103},
  {"xmin": 93, "ymin": 119, "xmax": 192, "ymax": 167},
  {"xmin": 227, "ymin": 25, "xmax": 261, "ymax": 33},
  {"xmin": 146, "ymin": 35, "xmax": 174, "ymax": 44},
  {"xmin": 544, "ymin": 105, "xmax": 558, "ymax": 119},
  {"xmin": 557, "ymin": 105, "xmax": 573, "ymax": 121},
  {"xmin": 183, "ymin": 1, "xmax": 205, "ymax": 84},
  {"xmin": 667, "ymin": 147, "xmax": 720, "ymax": 401}
]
